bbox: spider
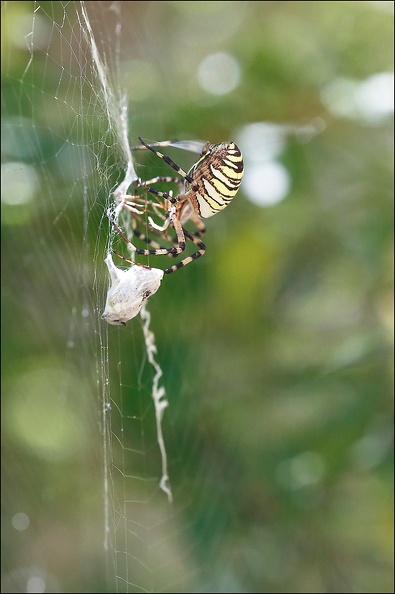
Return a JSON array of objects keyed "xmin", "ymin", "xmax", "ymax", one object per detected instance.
[{"xmin": 111, "ymin": 136, "xmax": 244, "ymax": 274}]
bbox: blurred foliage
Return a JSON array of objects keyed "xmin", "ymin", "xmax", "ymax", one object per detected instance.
[{"xmin": 1, "ymin": 1, "xmax": 393, "ymax": 593}]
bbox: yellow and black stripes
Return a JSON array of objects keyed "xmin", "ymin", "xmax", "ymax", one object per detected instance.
[
  {"xmin": 185, "ymin": 141, "xmax": 243, "ymax": 218},
  {"xmin": 138, "ymin": 137, "xmax": 243, "ymax": 220}
]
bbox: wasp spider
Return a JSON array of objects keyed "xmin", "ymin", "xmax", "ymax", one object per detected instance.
[{"xmin": 111, "ymin": 137, "xmax": 244, "ymax": 274}]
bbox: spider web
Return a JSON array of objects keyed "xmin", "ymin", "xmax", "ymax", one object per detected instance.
[
  {"xmin": 2, "ymin": 2, "xmax": 240, "ymax": 592},
  {"xmin": 2, "ymin": 2, "xmax": 394, "ymax": 594}
]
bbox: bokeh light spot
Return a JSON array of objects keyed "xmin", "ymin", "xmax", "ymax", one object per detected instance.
[
  {"xmin": 12, "ymin": 512, "xmax": 30, "ymax": 531},
  {"xmin": 1, "ymin": 162, "xmax": 39, "ymax": 205},
  {"xmin": 321, "ymin": 72, "xmax": 394, "ymax": 124},
  {"xmin": 197, "ymin": 52, "xmax": 240, "ymax": 95},
  {"xmin": 243, "ymin": 161, "xmax": 290, "ymax": 206},
  {"xmin": 6, "ymin": 365, "xmax": 83, "ymax": 461}
]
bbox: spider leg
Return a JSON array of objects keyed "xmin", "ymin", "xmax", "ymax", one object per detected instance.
[
  {"xmin": 164, "ymin": 229, "xmax": 206, "ymax": 274},
  {"xmin": 111, "ymin": 249, "xmax": 151, "ymax": 270},
  {"xmin": 138, "ymin": 176, "xmax": 181, "ymax": 186},
  {"xmin": 111, "ymin": 224, "xmax": 206, "ymax": 273},
  {"xmin": 111, "ymin": 250, "xmax": 134, "ymax": 265},
  {"xmin": 111, "ymin": 209, "xmax": 180, "ymax": 257},
  {"xmin": 146, "ymin": 186, "xmax": 177, "ymax": 205},
  {"xmin": 138, "ymin": 136, "xmax": 195, "ymax": 185},
  {"xmin": 139, "ymin": 176, "xmax": 185, "ymax": 196},
  {"xmin": 188, "ymin": 212, "xmax": 207, "ymax": 238},
  {"xmin": 108, "ymin": 212, "xmax": 206, "ymax": 274},
  {"xmin": 114, "ymin": 193, "xmax": 182, "ymax": 258},
  {"xmin": 143, "ymin": 189, "xmax": 207, "ymax": 250},
  {"xmin": 133, "ymin": 214, "xmax": 202, "ymax": 254},
  {"xmin": 132, "ymin": 227, "xmax": 178, "ymax": 258},
  {"xmin": 130, "ymin": 139, "xmax": 180, "ymax": 152},
  {"xmin": 130, "ymin": 139, "xmax": 206, "ymax": 156}
]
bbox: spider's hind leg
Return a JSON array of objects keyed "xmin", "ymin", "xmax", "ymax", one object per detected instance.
[
  {"xmin": 188, "ymin": 212, "xmax": 207, "ymax": 239},
  {"xmin": 164, "ymin": 229, "xmax": 206, "ymax": 274}
]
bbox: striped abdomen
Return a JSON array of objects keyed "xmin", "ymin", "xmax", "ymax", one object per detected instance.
[{"xmin": 185, "ymin": 142, "xmax": 244, "ymax": 218}]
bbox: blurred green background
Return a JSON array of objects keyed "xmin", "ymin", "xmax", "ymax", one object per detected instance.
[{"xmin": 1, "ymin": 1, "xmax": 393, "ymax": 592}]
